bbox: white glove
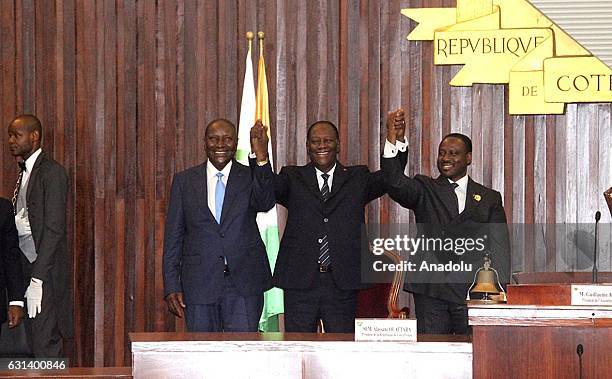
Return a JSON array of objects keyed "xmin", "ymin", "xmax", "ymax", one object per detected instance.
[
  {"xmin": 14, "ymin": 209, "xmax": 31, "ymax": 237},
  {"xmin": 24, "ymin": 278, "xmax": 43, "ymax": 318}
]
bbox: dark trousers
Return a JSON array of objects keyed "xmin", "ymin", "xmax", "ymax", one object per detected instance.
[
  {"xmin": 21, "ymin": 258, "xmax": 62, "ymax": 358},
  {"xmin": 185, "ymin": 276, "xmax": 263, "ymax": 332},
  {"xmin": 413, "ymin": 293, "xmax": 469, "ymax": 335},
  {"xmin": 284, "ymin": 272, "xmax": 357, "ymax": 333}
]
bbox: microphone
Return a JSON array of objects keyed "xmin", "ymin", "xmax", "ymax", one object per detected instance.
[
  {"xmin": 593, "ymin": 211, "xmax": 601, "ymax": 283},
  {"xmin": 576, "ymin": 344, "xmax": 584, "ymax": 379}
]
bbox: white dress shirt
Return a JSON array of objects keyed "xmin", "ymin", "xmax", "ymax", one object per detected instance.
[
  {"xmin": 315, "ymin": 164, "xmax": 337, "ymax": 192},
  {"xmin": 383, "ymin": 137, "xmax": 408, "ymax": 158},
  {"xmin": 21, "ymin": 148, "xmax": 42, "ymax": 189},
  {"xmin": 450, "ymin": 175, "xmax": 468, "ymax": 214}
]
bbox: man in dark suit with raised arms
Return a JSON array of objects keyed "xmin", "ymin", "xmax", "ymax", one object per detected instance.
[
  {"xmin": 163, "ymin": 119, "xmax": 275, "ymax": 332},
  {"xmin": 382, "ymin": 109, "xmax": 510, "ymax": 335},
  {"xmin": 251, "ymin": 119, "xmax": 389, "ymax": 333}
]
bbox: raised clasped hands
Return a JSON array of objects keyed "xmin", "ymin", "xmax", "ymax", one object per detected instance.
[
  {"xmin": 250, "ymin": 120, "xmax": 269, "ymax": 163},
  {"xmin": 386, "ymin": 108, "xmax": 406, "ymax": 144}
]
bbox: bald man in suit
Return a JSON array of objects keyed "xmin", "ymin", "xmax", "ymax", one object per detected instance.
[
  {"xmin": 163, "ymin": 119, "xmax": 275, "ymax": 332},
  {"xmin": 7, "ymin": 114, "xmax": 70, "ymax": 357}
]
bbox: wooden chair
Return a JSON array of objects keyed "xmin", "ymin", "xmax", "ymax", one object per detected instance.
[{"xmin": 317, "ymin": 248, "xmax": 410, "ymax": 332}]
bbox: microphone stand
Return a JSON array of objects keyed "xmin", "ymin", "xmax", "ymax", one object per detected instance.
[{"xmin": 592, "ymin": 211, "xmax": 601, "ymax": 283}]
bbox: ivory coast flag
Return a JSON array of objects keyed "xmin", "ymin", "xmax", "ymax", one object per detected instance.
[
  {"xmin": 236, "ymin": 34, "xmax": 284, "ymax": 332},
  {"xmin": 236, "ymin": 37, "xmax": 255, "ymax": 163}
]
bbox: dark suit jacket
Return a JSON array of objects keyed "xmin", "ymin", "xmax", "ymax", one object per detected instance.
[
  {"xmin": 272, "ymin": 162, "xmax": 387, "ymax": 290},
  {"xmin": 382, "ymin": 152, "xmax": 510, "ymax": 304},
  {"xmin": 163, "ymin": 160, "xmax": 275, "ymax": 305},
  {"xmin": 0, "ymin": 198, "xmax": 25, "ymax": 328},
  {"xmin": 25, "ymin": 151, "xmax": 72, "ymax": 337}
]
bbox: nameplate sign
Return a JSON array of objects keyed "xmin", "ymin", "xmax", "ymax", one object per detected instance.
[
  {"xmin": 354, "ymin": 318, "xmax": 417, "ymax": 342},
  {"xmin": 571, "ymin": 284, "xmax": 612, "ymax": 306}
]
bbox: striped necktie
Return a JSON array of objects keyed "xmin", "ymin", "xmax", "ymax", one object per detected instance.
[{"xmin": 318, "ymin": 173, "xmax": 331, "ymax": 268}]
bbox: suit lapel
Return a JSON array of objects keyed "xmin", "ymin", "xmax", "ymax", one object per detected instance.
[
  {"xmin": 298, "ymin": 162, "xmax": 350, "ymax": 202},
  {"xmin": 26, "ymin": 152, "xmax": 45, "ymax": 200},
  {"xmin": 297, "ymin": 163, "xmax": 321, "ymax": 200},
  {"xmin": 328, "ymin": 163, "xmax": 349, "ymax": 201},
  {"xmin": 191, "ymin": 163, "xmax": 217, "ymax": 224},
  {"xmin": 462, "ymin": 178, "xmax": 482, "ymax": 216},
  {"xmin": 435, "ymin": 176, "xmax": 460, "ymax": 219},
  {"xmin": 220, "ymin": 161, "xmax": 245, "ymax": 225},
  {"xmin": 451, "ymin": 177, "xmax": 484, "ymax": 224}
]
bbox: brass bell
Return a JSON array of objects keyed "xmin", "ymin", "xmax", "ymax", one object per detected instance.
[
  {"xmin": 466, "ymin": 254, "xmax": 506, "ymax": 303},
  {"xmin": 472, "ymin": 270, "xmax": 499, "ymax": 294}
]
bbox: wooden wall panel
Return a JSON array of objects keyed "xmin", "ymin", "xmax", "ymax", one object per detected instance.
[{"xmin": 0, "ymin": 0, "xmax": 610, "ymax": 367}]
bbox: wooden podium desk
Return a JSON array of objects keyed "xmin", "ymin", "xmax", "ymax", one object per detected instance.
[
  {"xmin": 469, "ymin": 303, "xmax": 612, "ymax": 379},
  {"xmin": 130, "ymin": 332, "xmax": 471, "ymax": 378}
]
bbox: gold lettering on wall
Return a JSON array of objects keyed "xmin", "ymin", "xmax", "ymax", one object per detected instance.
[{"xmin": 402, "ymin": 0, "xmax": 612, "ymax": 115}]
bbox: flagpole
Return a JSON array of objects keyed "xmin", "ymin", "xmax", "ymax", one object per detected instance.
[
  {"xmin": 257, "ymin": 31, "xmax": 264, "ymax": 122},
  {"xmin": 258, "ymin": 31, "xmax": 264, "ymax": 56},
  {"xmin": 247, "ymin": 31, "xmax": 254, "ymax": 55},
  {"xmin": 253, "ymin": 29, "xmax": 284, "ymax": 332},
  {"xmin": 256, "ymin": 31, "xmax": 268, "ymax": 133}
]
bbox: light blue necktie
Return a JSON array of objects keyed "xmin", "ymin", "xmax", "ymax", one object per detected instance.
[{"xmin": 215, "ymin": 172, "xmax": 225, "ymax": 223}]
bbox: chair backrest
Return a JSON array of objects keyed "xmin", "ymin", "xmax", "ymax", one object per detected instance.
[{"xmin": 382, "ymin": 249, "xmax": 410, "ymax": 319}]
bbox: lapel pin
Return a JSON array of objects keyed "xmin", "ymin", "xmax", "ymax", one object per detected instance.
[{"xmin": 473, "ymin": 194, "xmax": 481, "ymax": 202}]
